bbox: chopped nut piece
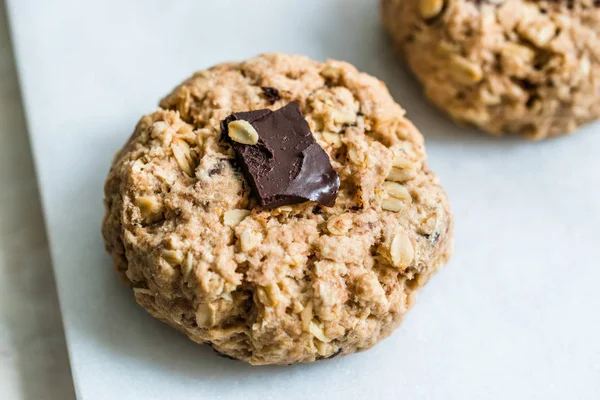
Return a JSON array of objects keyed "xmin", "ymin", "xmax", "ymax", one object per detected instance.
[
  {"xmin": 152, "ymin": 121, "xmax": 169, "ymax": 136},
  {"xmin": 332, "ymin": 109, "xmax": 356, "ymax": 125},
  {"xmin": 239, "ymin": 230, "xmax": 262, "ymax": 252},
  {"xmin": 301, "ymin": 302, "xmax": 313, "ymax": 331},
  {"xmin": 419, "ymin": 214, "xmax": 438, "ymax": 237},
  {"xmin": 348, "ymin": 146, "xmax": 365, "ymax": 165},
  {"xmin": 390, "ymin": 232, "xmax": 414, "ymax": 268},
  {"xmin": 518, "ymin": 19, "xmax": 556, "ymax": 47},
  {"xmin": 182, "ymin": 252, "xmax": 194, "ymax": 278},
  {"xmin": 135, "ymin": 196, "xmax": 162, "ymax": 219},
  {"xmin": 382, "ymin": 197, "xmax": 404, "ymax": 212},
  {"xmin": 387, "ymin": 167, "xmax": 417, "ymax": 183},
  {"xmin": 455, "ymin": 108, "xmax": 491, "ymax": 127},
  {"xmin": 327, "ymin": 214, "xmax": 352, "ymax": 235},
  {"xmin": 223, "ymin": 209, "xmax": 251, "ymax": 227},
  {"xmin": 257, "ymin": 284, "xmax": 281, "ymax": 307},
  {"xmin": 579, "ymin": 56, "xmax": 591, "ymax": 77},
  {"xmin": 502, "ymin": 43, "xmax": 535, "ymax": 64},
  {"xmin": 449, "ymin": 55, "xmax": 483, "ymax": 85},
  {"xmin": 383, "ymin": 181, "xmax": 412, "ymax": 202},
  {"xmin": 500, "ymin": 43, "xmax": 535, "ymax": 77},
  {"xmin": 195, "ymin": 303, "xmax": 216, "ymax": 328},
  {"xmin": 392, "ymin": 155, "xmax": 414, "ymax": 169},
  {"xmin": 171, "ymin": 139, "xmax": 195, "ymax": 176},
  {"xmin": 322, "ymin": 131, "xmax": 343, "ymax": 148},
  {"xmin": 314, "ymin": 339, "xmax": 328, "ymax": 355},
  {"xmin": 162, "ymin": 249, "xmax": 183, "ymax": 265},
  {"xmin": 320, "ymin": 66, "xmax": 343, "ymax": 81},
  {"xmin": 309, "ymin": 320, "xmax": 330, "ymax": 342},
  {"xmin": 419, "ymin": 0, "xmax": 444, "ymax": 19},
  {"xmin": 435, "ymin": 41, "xmax": 459, "ymax": 58},
  {"xmin": 227, "ymin": 120, "xmax": 259, "ymax": 145},
  {"xmin": 221, "ymin": 292, "xmax": 233, "ymax": 302},
  {"xmin": 256, "ymin": 287, "xmax": 270, "ymax": 306}
]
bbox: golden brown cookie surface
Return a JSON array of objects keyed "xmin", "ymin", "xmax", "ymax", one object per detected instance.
[
  {"xmin": 382, "ymin": 0, "xmax": 600, "ymax": 139},
  {"xmin": 102, "ymin": 53, "xmax": 453, "ymax": 365}
]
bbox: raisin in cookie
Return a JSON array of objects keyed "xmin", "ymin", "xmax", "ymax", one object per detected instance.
[
  {"xmin": 102, "ymin": 53, "xmax": 453, "ymax": 365},
  {"xmin": 381, "ymin": 0, "xmax": 600, "ymax": 139}
]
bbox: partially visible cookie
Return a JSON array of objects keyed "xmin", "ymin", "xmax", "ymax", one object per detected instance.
[
  {"xmin": 381, "ymin": 0, "xmax": 600, "ymax": 139},
  {"xmin": 102, "ymin": 53, "xmax": 453, "ymax": 365}
]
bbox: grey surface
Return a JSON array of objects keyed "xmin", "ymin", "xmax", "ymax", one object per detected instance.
[
  {"xmin": 6, "ymin": 0, "xmax": 600, "ymax": 399},
  {"xmin": 0, "ymin": 0, "xmax": 75, "ymax": 398}
]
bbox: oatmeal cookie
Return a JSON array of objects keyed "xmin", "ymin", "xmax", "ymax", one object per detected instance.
[
  {"xmin": 102, "ymin": 53, "xmax": 453, "ymax": 365},
  {"xmin": 381, "ymin": 0, "xmax": 600, "ymax": 139}
]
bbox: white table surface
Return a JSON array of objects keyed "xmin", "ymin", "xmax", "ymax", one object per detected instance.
[
  {"xmin": 6, "ymin": 0, "xmax": 600, "ymax": 399},
  {"xmin": 0, "ymin": 1, "xmax": 75, "ymax": 398}
]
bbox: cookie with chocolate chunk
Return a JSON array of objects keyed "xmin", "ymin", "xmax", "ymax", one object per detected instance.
[
  {"xmin": 102, "ymin": 53, "xmax": 453, "ymax": 365},
  {"xmin": 381, "ymin": 0, "xmax": 600, "ymax": 139}
]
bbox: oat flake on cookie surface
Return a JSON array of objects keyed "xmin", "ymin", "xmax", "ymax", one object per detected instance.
[
  {"xmin": 102, "ymin": 53, "xmax": 453, "ymax": 365},
  {"xmin": 381, "ymin": 0, "xmax": 600, "ymax": 139}
]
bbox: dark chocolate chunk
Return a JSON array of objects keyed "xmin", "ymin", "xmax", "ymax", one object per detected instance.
[
  {"xmin": 261, "ymin": 86, "xmax": 281, "ymax": 104},
  {"xmin": 221, "ymin": 102, "xmax": 339, "ymax": 209}
]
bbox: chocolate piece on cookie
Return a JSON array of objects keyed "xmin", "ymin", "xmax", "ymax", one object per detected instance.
[
  {"xmin": 102, "ymin": 53, "xmax": 453, "ymax": 365},
  {"xmin": 381, "ymin": 0, "xmax": 600, "ymax": 139},
  {"xmin": 221, "ymin": 102, "xmax": 340, "ymax": 209}
]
